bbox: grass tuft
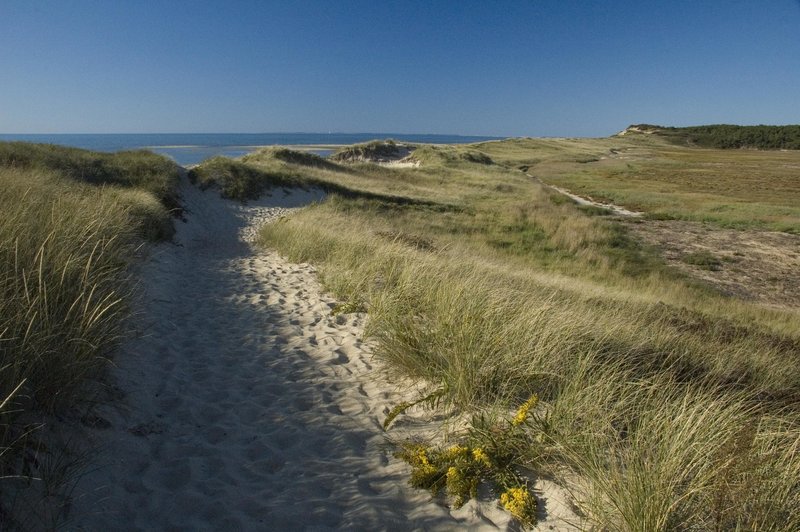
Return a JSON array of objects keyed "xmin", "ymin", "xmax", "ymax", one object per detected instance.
[{"xmin": 681, "ymin": 250, "xmax": 724, "ymax": 271}]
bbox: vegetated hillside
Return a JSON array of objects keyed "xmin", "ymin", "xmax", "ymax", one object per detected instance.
[
  {"xmin": 0, "ymin": 142, "xmax": 182, "ymax": 207},
  {"xmin": 329, "ymin": 139, "xmax": 495, "ymax": 166},
  {"xmin": 253, "ymin": 138, "xmax": 800, "ymax": 530},
  {"xmin": 330, "ymin": 139, "xmax": 415, "ymax": 162},
  {"xmin": 248, "ymin": 147, "xmax": 339, "ymax": 169},
  {"xmin": 188, "ymin": 155, "xmax": 310, "ymax": 200},
  {"xmin": 0, "ymin": 143, "xmax": 180, "ymax": 528},
  {"xmin": 411, "ymin": 144, "xmax": 494, "ymax": 165},
  {"xmin": 190, "ymin": 147, "xmax": 461, "ymax": 206},
  {"xmin": 623, "ymin": 123, "xmax": 800, "ymax": 149}
]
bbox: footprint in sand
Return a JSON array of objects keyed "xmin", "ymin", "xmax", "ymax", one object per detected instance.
[{"xmin": 331, "ymin": 349, "xmax": 350, "ymax": 364}]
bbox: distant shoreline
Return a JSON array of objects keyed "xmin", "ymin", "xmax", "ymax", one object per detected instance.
[
  {"xmin": 0, "ymin": 132, "xmax": 502, "ymax": 147},
  {"xmin": 0, "ymin": 133, "xmax": 503, "ymax": 166}
]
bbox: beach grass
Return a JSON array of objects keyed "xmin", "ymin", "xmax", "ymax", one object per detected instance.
[
  {"xmin": 254, "ymin": 137, "xmax": 800, "ymax": 529},
  {"xmin": 5, "ymin": 134, "xmax": 797, "ymax": 528},
  {"xmin": 0, "ymin": 142, "xmax": 181, "ymax": 207},
  {"xmin": 188, "ymin": 155, "xmax": 306, "ymax": 200},
  {"xmin": 0, "ymin": 143, "xmax": 180, "ymax": 526}
]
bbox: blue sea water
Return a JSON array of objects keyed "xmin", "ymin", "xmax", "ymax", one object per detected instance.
[{"xmin": 0, "ymin": 133, "xmax": 503, "ymax": 166}]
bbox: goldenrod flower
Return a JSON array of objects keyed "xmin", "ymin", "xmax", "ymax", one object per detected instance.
[
  {"xmin": 446, "ymin": 466, "xmax": 460, "ymax": 483},
  {"xmin": 445, "ymin": 466, "xmax": 473, "ymax": 508},
  {"xmin": 444, "ymin": 444, "xmax": 469, "ymax": 460},
  {"xmin": 416, "ymin": 446, "xmax": 431, "ymax": 466},
  {"xmin": 511, "ymin": 394, "xmax": 539, "ymax": 427},
  {"xmin": 500, "ymin": 486, "xmax": 537, "ymax": 525},
  {"xmin": 472, "ymin": 447, "xmax": 491, "ymax": 467},
  {"xmin": 420, "ymin": 463, "xmax": 437, "ymax": 476}
]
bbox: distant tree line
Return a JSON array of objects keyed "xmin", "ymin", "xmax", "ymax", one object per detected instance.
[{"xmin": 629, "ymin": 124, "xmax": 800, "ymax": 150}]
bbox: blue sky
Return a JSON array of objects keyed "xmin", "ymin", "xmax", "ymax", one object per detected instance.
[{"xmin": 2, "ymin": 0, "xmax": 799, "ymax": 136}]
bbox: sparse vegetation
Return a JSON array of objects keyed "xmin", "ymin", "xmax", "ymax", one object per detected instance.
[
  {"xmin": 681, "ymin": 250, "xmax": 723, "ymax": 271},
  {"xmin": 188, "ymin": 155, "xmax": 306, "ymax": 200},
  {"xmin": 189, "ymin": 147, "xmax": 459, "ymax": 206},
  {"xmin": 392, "ymin": 395, "xmax": 541, "ymax": 527},
  {"xmin": 411, "ymin": 144, "xmax": 494, "ymax": 166},
  {"xmin": 244, "ymin": 147, "xmax": 339, "ymax": 170},
  {"xmin": 330, "ymin": 299, "xmax": 366, "ymax": 316}
]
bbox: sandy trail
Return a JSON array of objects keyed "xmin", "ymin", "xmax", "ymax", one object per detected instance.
[
  {"xmin": 526, "ymin": 173, "xmax": 642, "ymax": 217},
  {"xmin": 66, "ymin": 178, "xmax": 523, "ymax": 530}
]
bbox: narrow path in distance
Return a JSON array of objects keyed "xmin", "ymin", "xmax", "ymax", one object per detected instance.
[
  {"xmin": 527, "ymin": 173, "xmax": 643, "ymax": 217},
  {"xmin": 67, "ymin": 177, "xmax": 513, "ymax": 530}
]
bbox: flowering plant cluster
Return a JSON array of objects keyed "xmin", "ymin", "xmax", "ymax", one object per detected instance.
[
  {"xmin": 393, "ymin": 394, "xmax": 540, "ymax": 528},
  {"xmin": 396, "ymin": 442, "xmax": 492, "ymax": 508},
  {"xmin": 500, "ymin": 486, "xmax": 537, "ymax": 525}
]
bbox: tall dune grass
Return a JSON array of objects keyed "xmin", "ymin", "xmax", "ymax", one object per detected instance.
[
  {"xmin": 258, "ymin": 156, "xmax": 800, "ymax": 530},
  {"xmin": 260, "ymin": 203, "xmax": 800, "ymax": 529},
  {"xmin": 0, "ymin": 142, "xmax": 181, "ymax": 208},
  {"xmin": 0, "ymin": 168, "xmax": 137, "ymax": 412},
  {"xmin": 0, "ymin": 143, "xmax": 179, "ymax": 526},
  {"xmin": 260, "ymin": 205, "xmax": 800, "ymax": 403}
]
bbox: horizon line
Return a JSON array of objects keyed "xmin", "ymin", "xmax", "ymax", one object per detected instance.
[{"xmin": 0, "ymin": 131, "xmax": 511, "ymax": 137}]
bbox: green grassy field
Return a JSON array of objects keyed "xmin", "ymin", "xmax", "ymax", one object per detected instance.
[
  {"xmin": 0, "ymin": 142, "xmax": 180, "ymax": 527},
  {"xmin": 223, "ymin": 138, "xmax": 800, "ymax": 530},
  {"xmin": 473, "ymin": 133, "xmax": 800, "ymax": 233}
]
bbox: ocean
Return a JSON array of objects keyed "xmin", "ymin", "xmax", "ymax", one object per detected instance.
[{"xmin": 0, "ymin": 133, "xmax": 503, "ymax": 166}]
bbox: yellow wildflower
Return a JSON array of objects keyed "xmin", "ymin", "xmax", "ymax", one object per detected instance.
[
  {"xmin": 446, "ymin": 466, "xmax": 460, "ymax": 483},
  {"xmin": 500, "ymin": 486, "xmax": 537, "ymax": 525},
  {"xmin": 472, "ymin": 447, "xmax": 491, "ymax": 467},
  {"xmin": 445, "ymin": 466, "xmax": 474, "ymax": 508},
  {"xmin": 420, "ymin": 463, "xmax": 437, "ymax": 476},
  {"xmin": 416, "ymin": 446, "xmax": 431, "ymax": 466},
  {"xmin": 409, "ymin": 460, "xmax": 440, "ymax": 491},
  {"xmin": 511, "ymin": 394, "xmax": 539, "ymax": 427},
  {"xmin": 444, "ymin": 444, "xmax": 469, "ymax": 460}
]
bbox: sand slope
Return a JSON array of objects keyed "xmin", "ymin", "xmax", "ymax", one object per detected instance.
[{"xmin": 66, "ymin": 179, "xmax": 532, "ymax": 531}]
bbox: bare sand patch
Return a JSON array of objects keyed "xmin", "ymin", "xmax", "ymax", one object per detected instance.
[{"xmin": 378, "ymin": 159, "xmax": 421, "ymax": 169}]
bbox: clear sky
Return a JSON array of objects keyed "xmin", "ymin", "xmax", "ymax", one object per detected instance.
[{"xmin": 2, "ymin": 0, "xmax": 799, "ymax": 137}]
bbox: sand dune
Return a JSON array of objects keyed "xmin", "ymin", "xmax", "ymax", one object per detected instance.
[{"xmin": 65, "ymin": 178, "xmax": 534, "ymax": 530}]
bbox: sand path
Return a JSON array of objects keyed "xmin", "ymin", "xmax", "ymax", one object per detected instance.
[
  {"xmin": 526, "ymin": 173, "xmax": 642, "ymax": 217},
  {"xmin": 66, "ymin": 179, "xmax": 520, "ymax": 530}
]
